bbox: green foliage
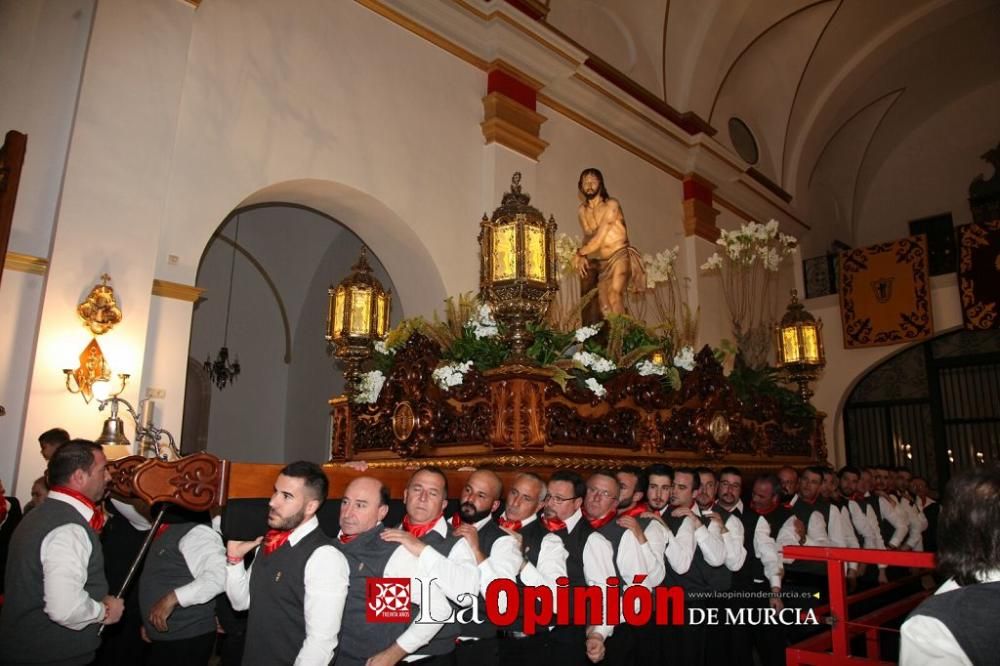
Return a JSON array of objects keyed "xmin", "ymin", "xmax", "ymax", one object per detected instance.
[
  {"xmin": 728, "ymin": 361, "xmax": 817, "ymax": 431},
  {"xmin": 442, "ymin": 327, "xmax": 509, "ymax": 370},
  {"xmin": 526, "ymin": 323, "xmax": 575, "ymax": 367}
]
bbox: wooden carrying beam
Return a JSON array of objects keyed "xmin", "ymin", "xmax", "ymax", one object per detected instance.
[{"xmin": 106, "ymin": 452, "xmax": 229, "ymax": 510}]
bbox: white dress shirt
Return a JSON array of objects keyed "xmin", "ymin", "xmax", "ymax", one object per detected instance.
[
  {"xmin": 171, "ymin": 524, "xmax": 227, "ymax": 607},
  {"xmin": 899, "ymin": 496, "xmax": 927, "ymax": 551},
  {"xmin": 724, "ymin": 500, "xmax": 782, "ymax": 589},
  {"xmin": 565, "ymin": 509, "xmax": 617, "ymax": 640},
  {"xmin": 226, "ymin": 516, "xmax": 349, "ymax": 666},
  {"xmin": 709, "ymin": 504, "xmax": 747, "ymax": 572},
  {"xmin": 691, "ymin": 504, "xmax": 727, "ymax": 567},
  {"xmin": 606, "ymin": 511, "xmax": 668, "ymax": 588},
  {"xmin": 39, "ymin": 491, "xmax": 105, "ymax": 631},
  {"xmin": 512, "ymin": 514, "xmax": 569, "ymax": 601},
  {"xmin": 899, "ymin": 571, "xmax": 1000, "ymax": 666},
  {"xmin": 414, "ymin": 515, "xmax": 481, "ymax": 607},
  {"xmin": 876, "ymin": 494, "xmax": 909, "ymax": 548},
  {"xmin": 780, "ymin": 496, "xmax": 832, "ymax": 563},
  {"xmin": 109, "ymin": 497, "xmax": 152, "ymax": 531}
]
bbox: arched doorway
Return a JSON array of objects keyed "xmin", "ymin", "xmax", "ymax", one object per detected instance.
[{"xmin": 843, "ymin": 328, "xmax": 1000, "ymax": 490}]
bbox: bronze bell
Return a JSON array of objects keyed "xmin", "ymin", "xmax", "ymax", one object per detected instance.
[{"xmin": 96, "ymin": 416, "xmax": 130, "ymax": 447}]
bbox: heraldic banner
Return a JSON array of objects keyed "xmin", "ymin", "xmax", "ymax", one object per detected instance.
[
  {"xmin": 959, "ymin": 220, "xmax": 1000, "ymax": 330},
  {"xmin": 839, "ymin": 236, "xmax": 933, "ymax": 349}
]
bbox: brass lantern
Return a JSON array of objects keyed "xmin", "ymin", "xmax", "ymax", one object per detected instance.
[
  {"xmin": 478, "ymin": 172, "xmax": 558, "ymax": 362},
  {"xmin": 325, "ymin": 247, "xmax": 391, "ymax": 392},
  {"xmin": 775, "ymin": 289, "xmax": 826, "ymax": 402}
]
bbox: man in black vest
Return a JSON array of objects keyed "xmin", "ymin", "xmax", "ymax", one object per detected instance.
[
  {"xmin": 901, "ymin": 465, "xmax": 1000, "ymax": 664},
  {"xmin": 335, "ymin": 476, "xmax": 448, "ymax": 666},
  {"xmin": 838, "ymin": 466, "xmax": 890, "ymax": 587},
  {"xmin": 540, "ymin": 470, "xmax": 616, "ymax": 664},
  {"xmin": 718, "ymin": 470, "xmax": 790, "ymax": 666},
  {"xmin": 777, "ymin": 466, "xmax": 799, "ymax": 503},
  {"xmin": 493, "ymin": 472, "xmax": 568, "ymax": 666},
  {"xmin": 381, "ymin": 467, "xmax": 481, "ymax": 664},
  {"xmin": 643, "ymin": 464, "xmax": 673, "ymax": 521},
  {"xmin": 0, "ymin": 439, "xmax": 124, "ymax": 666},
  {"xmin": 225, "ymin": 461, "xmax": 348, "ymax": 666},
  {"xmin": 138, "ymin": 503, "xmax": 226, "ymax": 665},
  {"xmin": 451, "ymin": 469, "xmax": 509, "ymax": 666},
  {"xmin": 910, "ymin": 476, "xmax": 939, "ymax": 552},
  {"xmin": 660, "ymin": 467, "xmax": 726, "ymax": 665},
  {"xmin": 821, "ymin": 467, "xmax": 861, "ymax": 590},
  {"xmin": 581, "ymin": 469, "xmax": 666, "ymax": 665}
]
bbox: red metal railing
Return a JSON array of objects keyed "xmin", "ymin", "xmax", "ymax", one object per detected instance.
[{"xmin": 782, "ymin": 546, "xmax": 936, "ymax": 666}]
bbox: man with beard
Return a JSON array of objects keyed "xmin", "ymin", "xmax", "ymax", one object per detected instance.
[
  {"xmin": 777, "ymin": 466, "xmax": 799, "ymax": 503},
  {"xmin": 380, "ymin": 467, "xmax": 481, "ymax": 663},
  {"xmin": 334, "ymin": 476, "xmax": 448, "ymax": 666},
  {"xmin": 581, "ymin": 470, "xmax": 666, "ymax": 665},
  {"xmin": 660, "ymin": 467, "xmax": 727, "ymax": 664},
  {"xmin": 643, "ymin": 464, "xmax": 673, "ymax": 520},
  {"xmin": 839, "ymin": 466, "xmax": 890, "ymax": 586},
  {"xmin": 493, "ymin": 473, "xmax": 569, "ymax": 666},
  {"xmin": 0, "ymin": 440, "xmax": 123, "ymax": 666},
  {"xmin": 225, "ymin": 461, "xmax": 348, "ymax": 666},
  {"xmin": 571, "ymin": 168, "xmax": 646, "ymax": 318},
  {"xmin": 450, "ymin": 470, "xmax": 516, "ymax": 666},
  {"xmin": 539, "ymin": 470, "xmax": 616, "ymax": 664}
]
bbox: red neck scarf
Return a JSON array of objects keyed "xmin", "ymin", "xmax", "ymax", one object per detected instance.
[
  {"xmin": 402, "ymin": 514, "xmax": 441, "ymax": 539},
  {"xmin": 51, "ymin": 486, "xmax": 104, "ymax": 533},
  {"xmin": 338, "ymin": 532, "xmax": 357, "ymax": 544},
  {"xmin": 154, "ymin": 524, "xmax": 169, "ymax": 540},
  {"xmin": 587, "ymin": 509, "xmax": 617, "ymax": 530},
  {"xmin": 541, "ymin": 516, "xmax": 566, "ymax": 533},
  {"xmin": 497, "ymin": 515, "xmax": 522, "ymax": 531},
  {"xmin": 798, "ymin": 494, "xmax": 817, "ymax": 506},
  {"xmin": 262, "ymin": 529, "xmax": 292, "ymax": 555},
  {"xmin": 450, "ymin": 513, "xmax": 464, "ymax": 529},
  {"xmin": 754, "ymin": 500, "xmax": 780, "ymax": 516},
  {"xmin": 621, "ymin": 502, "xmax": 648, "ymax": 518},
  {"xmin": 851, "ymin": 492, "xmax": 865, "ymax": 502},
  {"xmin": 0, "ymin": 495, "xmax": 7, "ymax": 525}
]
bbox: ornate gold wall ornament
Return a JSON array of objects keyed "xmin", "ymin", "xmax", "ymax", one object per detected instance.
[
  {"xmin": 64, "ymin": 337, "xmax": 112, "ymax": 403},
  {"xmin": 77, "ymin": 274, "xmax": 123, "ymax": 334}
]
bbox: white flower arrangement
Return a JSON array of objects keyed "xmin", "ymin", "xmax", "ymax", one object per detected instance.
[
  {"xmin": 467, "ymin": 304, "xmax": 499, "ymax": 339},
  {"xmin": 432, "ymin": 361, "xmax": 474, "ymax": 390},
  {"xmin": 574, "ymin": 324, "xmax": 602, "ymax": 343},
  {"xmin": 584, "ymin": 377, "xmax": 607, "ymax": 397},
  {"xmin": 555, "ymin": 233, "xmax": 582, "ymax": 276},
  {"xmin": 573, "ymin": 351, "xmax": 617, "ymax": 374},
  {"xmin": 636, "ymin": 360, "xmax": 668, "ymax": 377},
  {"xmin": 672, "ymin": 346, "xmax": 696, "ymax": 371},
  {"xmin": 373, "ymin": 339, "xmax": 395, "ymax": 356},
  {"xmin": 353, "ymin": 370, "xmax": 386, "ymax": 404},
  {"xmin": 643, "ymin": 246, "xmax": 679, "ymax": 289}
]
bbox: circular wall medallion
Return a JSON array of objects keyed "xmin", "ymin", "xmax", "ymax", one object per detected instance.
[
  {"xmin": 392, "ymin": 402, "xmax": 416, "ymax": 441},
  {"xmin": 728, "ymin": 117, "xmax": 759, "ymax": 165}
]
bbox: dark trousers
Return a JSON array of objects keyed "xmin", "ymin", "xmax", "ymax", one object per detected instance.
[
  {"xmin": 663, "ymin": 594, "xmax": 708, "ymax": 665},
  {"xmin": 408, "ymin": 654, "xmax": 456, "ymax": 666},
  {"xmin": 498, "ymin": 626, "xmax": 587, "ymax": 666},
  {"xmin": 600, "ymin": 623, "xmax": 634, "ymax": 666},
  {"xmin": 146, "ymin": 631, "xmax": 216, "ymax": 666},
  {"xmin": 455, "ymin": 636, "xmax": 499, "ymax": 666},
  {"xmin": 726, "ymin": 586, "xmax": 788, "ymax": 666}
]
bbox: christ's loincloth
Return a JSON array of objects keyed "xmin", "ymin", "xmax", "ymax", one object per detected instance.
[{"xmin": 598, "ymin": 244, "xmax": 647, "ymax": 293}]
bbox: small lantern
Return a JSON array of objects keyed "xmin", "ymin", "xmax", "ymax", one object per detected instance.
[
  {"xmin": 478, "ymin": 172, "xmax": 558, "ymax": 362},
  {"xmin": 775, "ymin": 289, "xmax": 826, "ymax": 402},
  {"xmin": 326, "ymin": 247, "xmax": 391, "ymax": 391}
]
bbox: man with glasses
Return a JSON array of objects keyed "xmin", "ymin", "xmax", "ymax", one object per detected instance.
[
  {"xmin": 494, "ymin": 473, "xmax": 569, "ymax": 666},
  {"xmin": 538, "ymin": 470, "xmax": 616, "ymax": 664},
  {"xmin": 582, "ymin": 470, "xmax": 666, "ymax": 665}
]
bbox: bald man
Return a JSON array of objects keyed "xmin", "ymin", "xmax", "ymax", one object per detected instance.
[{"xmin": 334, "ymin": 476, "xmax": 448, "ymax": 666}]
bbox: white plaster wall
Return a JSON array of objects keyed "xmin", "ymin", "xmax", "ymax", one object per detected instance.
[
  {"xmin": 155, "ymin": 0, "xmax": 482, "ymax": 314},
  {"xmin": 12, "ymin": 0, "xmax": 195, "ymax": 497},
  {"xmin": 808, "ymin": 273, "xmax": 963, "ymax": 467},
  {"xmin": 140, "ymin": 294, "xmax": 195, "ymax": 448},
  {"xmin": 856, "ymin": 81, "xmax": 1000, "ymax": 247}
]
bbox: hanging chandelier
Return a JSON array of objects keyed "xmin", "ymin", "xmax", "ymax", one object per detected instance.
[{"xmin": 205, "ymin": 214, "xmax": 242, "ymax": 390}]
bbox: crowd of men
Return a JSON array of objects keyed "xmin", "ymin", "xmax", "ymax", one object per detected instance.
[{"xmin": 0, "ymin": 434, "xmax": 945, "ymax": 666}]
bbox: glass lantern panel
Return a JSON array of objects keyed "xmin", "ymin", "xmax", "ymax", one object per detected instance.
[
  {"xmin": 524, "ymin": 224, "xmax": 546, "ymax": 282},
  {"xmin": 349, "ymin": 287, "xmax": 372, "ymax": 335},
  {"xmin": 802, "ymin": 325, "xmax": 820, "ymax": 363},
  {"xmin": 492, "ymin": 223, "xmax": 517, "ymax": 281},
  {"xmin": 781, "ymin": 326, "xmax": 801, "ymax": 363},
  {"xmin": 333, "ymin": 289, "xmax": 346, "ymax": 338},
  {"xmin": 375, "ymin": 294, "xmax": 388, "ymax": 337}
]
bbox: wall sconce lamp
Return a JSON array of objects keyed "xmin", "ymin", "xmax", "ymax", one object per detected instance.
[{"xmin": 63, "ymin": 338, "xmax": 123, "ymax": 403}]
